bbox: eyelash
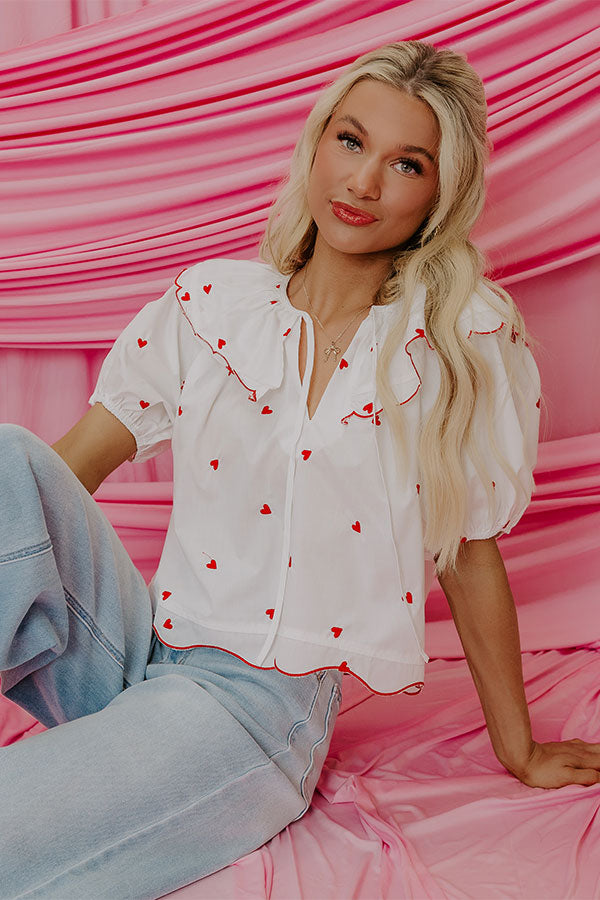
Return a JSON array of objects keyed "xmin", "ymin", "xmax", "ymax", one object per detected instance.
[{"xmin": 336, "ymin": 130, "xmax": 423, "ymax": 175}]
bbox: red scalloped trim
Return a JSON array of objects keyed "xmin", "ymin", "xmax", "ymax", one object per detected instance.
[
  {"xmin": 339, "ymin": 319, "xmax": 517, "ymax": 425},
  {"xmin": 152, "ymin": 625, "xmax": 424, "ymax": 697},
  {"xmin": 340, "ymin": 326, "xmax": 431, "ymax": 425},
  {"xmin": 174, "ymin": 272, "xmax": 260, "ymax": 402},
  {"xmin": 465, "ymin": 320, "xmax": 505, "ymax": 339},
  {"xmin": 341, "ymin": 404, "xmax": 383, "ymax": 426}
]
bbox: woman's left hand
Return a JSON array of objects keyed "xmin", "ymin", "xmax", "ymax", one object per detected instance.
[{"xmin": 507, "ymin": 739, "xmax": 600, "ymax": 789}]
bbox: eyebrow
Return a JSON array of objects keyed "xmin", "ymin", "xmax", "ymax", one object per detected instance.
[{"xmin": 335, "ymin": 115, "xmax": 437, "ymax": 165}]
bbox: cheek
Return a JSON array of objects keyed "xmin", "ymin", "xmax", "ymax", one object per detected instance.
[
  {"xmin": 310, "ymin": 154, "xmax": 331, "ymax": 192},
  {"xmin": 390, "ymin": 181, "xmax": 436, "ymax": 215},
  {"xmin": 308, "ymin": 156, "xmax": 334, "ymax": 211},
  {"xmin": 316, "ymin": 138, "xmax": 342, "ymax": 178}
]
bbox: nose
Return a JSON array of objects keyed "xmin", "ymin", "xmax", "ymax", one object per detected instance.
[{"xmin": 347, "ymin": 157, "xmax": 381, "ymax": 201}]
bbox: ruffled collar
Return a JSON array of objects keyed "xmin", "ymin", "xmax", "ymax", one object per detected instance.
[{"xmin": 175, "ymin": 261, "xmax": 507, "ymax": 412}]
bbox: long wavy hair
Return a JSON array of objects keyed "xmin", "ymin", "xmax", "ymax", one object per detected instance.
[{"xmin": 258, "ymin": 40, "xmax": 542, "ymax": 576}]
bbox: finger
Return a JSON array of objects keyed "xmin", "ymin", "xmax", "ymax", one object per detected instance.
[
  {"xmin": 568, "ymin": 750, "xmax": 600, "ymax": 767},
  {"xmin": 567, "ymin": 768, "xmax": 600, "ymax": 786},
  {"xmin": 566, "ymin": 756, "xmax": 600, "ymax": 771}
]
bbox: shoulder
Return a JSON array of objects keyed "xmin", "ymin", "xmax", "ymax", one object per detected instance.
[
  {"xmin": 456, "ymin": 282, "xmax": 540, "ymax": 399},
  {"xmin": 382, "ymin": 278, "xmax": 508, "ymax": 376},
  {"xmin": 174, "ymin": 257, "xmax": 282, "ymax": 302},
  {"xmin": 166, "ymin": 257, "xmax": 289, "ymax": 394},
  {"xmin": 380, "ymin": 278, "xmax": 508, "ymax": 344},
  {"xmin": 387, "ymin": 279, "xmax": 535, "ymax": 406},
  {"xmin": 456, "ymin": 280, "xmax": 509, "ymax": 339}
]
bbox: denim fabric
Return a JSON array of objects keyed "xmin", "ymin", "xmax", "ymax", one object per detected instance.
[{"xmin": 0, "ymin": 425, "xmax": 342, "ymax": 900}]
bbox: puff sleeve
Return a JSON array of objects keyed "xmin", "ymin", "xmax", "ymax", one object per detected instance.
[
  {"xmin": 460, "ymin": 329, "xmax": 541, "ymax": 541},
  {"xmin": 88, "ymin": 273, "xmax": 200, "ymax": 463}
]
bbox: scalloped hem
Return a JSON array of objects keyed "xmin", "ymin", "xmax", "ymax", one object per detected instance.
[{"xmin": 152, "ymin": 624, "xmax": 426, "ymax": 697}]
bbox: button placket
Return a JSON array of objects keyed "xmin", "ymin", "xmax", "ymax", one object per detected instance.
[{"xmin": 255, "ymin": 313, "xmax": 315, "ymax": 667}]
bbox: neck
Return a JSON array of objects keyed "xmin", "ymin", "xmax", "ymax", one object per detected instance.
[{"xmin": 286, "ymin": 236, "xmax": 392, "ymax": 326}]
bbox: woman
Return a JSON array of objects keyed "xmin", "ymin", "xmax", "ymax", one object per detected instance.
[{"xmin": 1, "ymin": 39, "xmax": 599, "ymax": 900}]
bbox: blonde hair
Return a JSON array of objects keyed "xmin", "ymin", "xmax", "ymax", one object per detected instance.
[{"xmin": 258, "ymin": 40, "xmax": 543, "ymax": 576}]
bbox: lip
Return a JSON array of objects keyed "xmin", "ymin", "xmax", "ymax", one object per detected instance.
[{"xmin": 331, "ymin": 201, "xmax": 378, "ymax": 226}]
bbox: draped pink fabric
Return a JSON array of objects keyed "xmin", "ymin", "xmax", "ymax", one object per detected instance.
[
  {"xmin": 0, "ymin": 0, "xmax": 162, "ymax": 53},
  {"xmin": 1, "ymin": 1, "xmax": 599, "ymax": 897}
]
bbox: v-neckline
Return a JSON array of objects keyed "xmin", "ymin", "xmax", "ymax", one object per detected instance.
[
  {"xmin": 300, "ymin": 309, "xmax": 372, "ymax": 423},
  {"xmin": 276, "ymin": 268, "xmax": 375, "ymax": 424}
]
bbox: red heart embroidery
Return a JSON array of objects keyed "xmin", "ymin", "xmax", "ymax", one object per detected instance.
[
  {"xmin": 460, "ymin": 536, "xmax": 467, "ymax": 543},
  {"xmin": 180, "ymin": 291, "xmax": 190, "ymax": 302},
  {"xmin": 283, "ymin": 328, "xmax": 291, "ymax": 337},
  {"xmin": 261, "ymin": 405, "xmax": 273, "ymax": 415},
  {"xmin": 289, "ymin": 556, "xmax": 292, "ymax": 567},
  {"xmin": 370, "ymin": 346, "xmax": 373, "ymax": 352},
  {"xmin": 203, "ymin": 284, "xmax": 212, "ymax": 294},
  {"xmin": 139, "ymin": 400, "xmax": 150, "ymax": 409},
  {"xmin": 163, "ymin": 618, "xmax": 173, "ymax": 629},
  {"xmin": 339, "ymin": 660, "xmax": 351, "ymax": 672},
  {"xmin": 161, "ymin": 591, "xmax": 172, "ymax": 601},
  {"xmin": 206, "ymin": 559, "xmax": 217, "ymax": 569},
  {"xmin": 416, "ymin": 483, "xmax": 420, "ymax": 494},
  {"xmin": 210, "ymin": 459, "xmax": 219, "ymax": 470},
  {"xmin": 415, "ymin": 328, "xmax": 425, "ymax": 337},
  {"xmin": 265, "ymin": 608, "xmax": 275, "ymax": 619},
  {"xmin": 331, "ymin": 627, "xmax": 342, "ymax": 638},
  {"xmin": 492, "ymin": 481, "xmax": 496, "ymax": 489},
  {"xmin": 137, "ymin": 338, "xmax": 147, "ymax": 348},
  {"xmin": 374, "ymin": 414, "xmax": 381, "ymax": 426},
  {"xmin": 217, "ymin": 338, "xmax": 226, "ymax": 349},
  {"xmin": 178, "ymin": 406, "xmax": 182, "ymax": 416},
  {"xmin": 275, "ymin": 284, "xmax": 280, "ymax": 288},
  {"xmin": 301, "ymin": 449, "xmax": 311, "ymax": 460},
  {"xmin": 352, "ymin": 521, "xmax": 361, "ymax": 533},
  {"xmin": 536, "ymin": 398, "xmax": 541, "ymax": 408},
  {"xmin": 180, "ymin": 380, "xmax": 185, "ymax": 390},
  {"xmin": 405, "ymin": 592, "xmax": 413, "ymax": 604},
  {"xmin": 339, "ymin": 358, "xmax": 348, "ymax": 369},
  {"xmin": 260, "ymin": 503, "xmax": 271, "ymax": 515},
  {"xmin": 270, "ymin": 300, "xmax": 277, "ymax": 305},
  {"xmin": 363, "ymin": 402, "xmax": 373, "ymax": 414}
]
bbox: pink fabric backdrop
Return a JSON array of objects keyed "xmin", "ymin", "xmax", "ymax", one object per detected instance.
[
  {"xmin": 1, "ymin": 2, "xmax": 599, "ymax": 898},
  {"xmin": 0, "ymin": 0, "xmax": 163, "ymax": 53}
]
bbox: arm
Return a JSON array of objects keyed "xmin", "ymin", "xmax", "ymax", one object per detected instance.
[
  {"xmin": 438, "ymin": 538, "xmax": 600, "ymax": 788},
  {"xmin": 437, "ymin": 537, "xmax": 533, "ymax": 774},
  {"xmin": 51, "ymin": 402, "xmax": 137, "ymax": 496}
]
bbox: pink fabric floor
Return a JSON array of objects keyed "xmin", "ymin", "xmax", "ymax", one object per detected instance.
[{"xmin": 3, "ymin": 638, "xmax": 599, "ymax": 898}]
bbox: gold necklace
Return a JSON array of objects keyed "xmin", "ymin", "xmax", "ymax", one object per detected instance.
[{"xmin": 301, "ymin": 268, "xmax": 373, "ymax": 363}]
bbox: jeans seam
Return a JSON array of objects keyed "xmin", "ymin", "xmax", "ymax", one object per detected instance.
[
  {"xmin": 274, "ymin": 678, "xmax": 324, "ymax": 755},
  {"xmin": 269, "ymin": 674, "xmax": 338, "ymax": 764},
  {"xmin": 0, "ymin": 538, "xmax": 52, "ymax": 565},
  {"xmin": 291, "ymin": 681, "xmax": 339, "ymax": 821},
  {"xmin": 63, "ymin": 587, "xmax": 126, "ymax": 672}
]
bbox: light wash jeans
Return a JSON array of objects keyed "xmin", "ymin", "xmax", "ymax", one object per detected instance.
[{"xmin": 0, "ymin": 424, "xmax": 343, "ymax": 900}]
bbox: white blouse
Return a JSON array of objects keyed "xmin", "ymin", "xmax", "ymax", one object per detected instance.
[{"xmin": 88, "ymin": 258, "xmax": 541, "ymax": 695}]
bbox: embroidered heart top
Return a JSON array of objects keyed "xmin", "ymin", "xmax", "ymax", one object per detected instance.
[{"xmin": 88, "ymin": 257, "xmax": 541, "ymax": 696}]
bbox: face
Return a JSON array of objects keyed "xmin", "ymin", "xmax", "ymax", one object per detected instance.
[{"xmin": 307, "ymin": 79, "xmax": 440, "ymax": 258}]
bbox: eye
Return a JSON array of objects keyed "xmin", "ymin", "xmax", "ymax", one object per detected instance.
[
  {"xmin": 336, "ymin": 130, "xmax": 361, "ymax": 152},
  {"xmin": 394, "ymin": 158, "xmax": 423, "ymax": 176},
  {"xmin": 336, "ymin": 131, "xmax": 423, "ymax": 176}
]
